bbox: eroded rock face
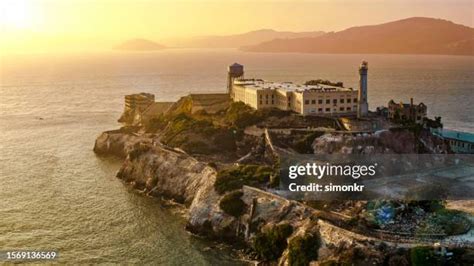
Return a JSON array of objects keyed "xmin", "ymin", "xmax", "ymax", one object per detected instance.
[
  {"xmin": 94, "ymin": 131, "xmax": 401, "ymax": 264},
  {"xmin": 117, "ymin": 144, "xmax": 216, "ymax": 206},
  {"xmin": 312, "ymin": 130, "xmax": 416, "ymax": 154},
  {"xmin": 93, "ymin": 130, "xmax": 146, "ymax": 158}
]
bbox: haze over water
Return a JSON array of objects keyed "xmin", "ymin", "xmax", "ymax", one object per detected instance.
[{"xmin": 0, "ymin": 49, "xmax": 473, "ymax": 263}]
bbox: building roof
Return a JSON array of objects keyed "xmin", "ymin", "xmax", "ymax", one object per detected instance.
[
  {"xmin": 234, "ymin": 79, "xmax": 354, "ymax": 93},
  {"xmin": 437, "ymin": 129, "xmax": 474, "ymax": 143}
]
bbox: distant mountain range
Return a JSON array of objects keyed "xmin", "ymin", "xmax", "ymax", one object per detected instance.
[
  {"xmin": 242, "ymin": 17, "xmax": 474, "ymax": 56},
  {"xmin": 160, "ymin": 29, "xmax": 326, "ymax": 48},
  {"xmin": 115, "ymin": 39, "xmax": 166, "ymax": 51}
]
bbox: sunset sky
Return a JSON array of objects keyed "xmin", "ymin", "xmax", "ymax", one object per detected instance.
[{"xmin": 1, "ymin": 0, "xmax": 473, "ymax": 53}]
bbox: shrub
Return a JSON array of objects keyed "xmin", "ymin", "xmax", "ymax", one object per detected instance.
[
  {"xmin": 144, "ymin": 115, "xmax": 168, "ymax": 133},
  {"xmin": 162, "ymin": 113, "xmax": 216, "ymax": 144},
  {"xmin": 430, "ymin": 209, "xmax": 470, "ymax": 235},
  {"xmin": 416, "ymin": 208, "xmax": 470, "ymax": 236},
  {"xmin": 304, "ymin": 79, "xmax": 343, "ymax": 87},
  {"xmin": 410, "ymin": 246, "xmax": 440, "ymax": 266},
  {"xmin": 214, "ymin": 164, "xmax": 274, "ymax": 194},
  {"xmin": 219, "ymin": 190, "xmax": 246, "ymax": 217},
  {"xmin": 225, "ymin": 102, "xmax": 262, "ymax": 128},
  {"xmin": 253, "ymin": 223, "xmax": 293, "ymax": 261},
  {"xmin": 288, "ymin": 234, "xmax": 321, "ymax": 266},
  {"xmin": 181, "ymin": 140, "xmax": 213, "ymax": 155},
  {"xmin": 292, "ymin": 132, "xmax": 324, "ymax": 153}
]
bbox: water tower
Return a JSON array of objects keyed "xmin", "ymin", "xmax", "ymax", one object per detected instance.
[
  {"xmin": 357, "ymin": 61, "xmax": 369, "ymax": 118},
  {"xmin": 227, "ymin": 63, "xmax": 244, "ymax": 98}
]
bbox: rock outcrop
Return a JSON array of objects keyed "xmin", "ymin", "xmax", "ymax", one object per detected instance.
[
  {"xmin": 93, "ymin": 130, "xmax": 150, "ymax": 158},
  {"xmin": 117, "ymin": 143, "xmax": 215, "ymax": 205}
]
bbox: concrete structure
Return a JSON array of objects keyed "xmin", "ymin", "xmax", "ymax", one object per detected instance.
[
  {"xmin": 124, "ymin": 93, "xmax": 155, "ymax": 112},
  {"xmin": 118, "ymin": 93, "xmax": 155, "ymax": 125},
  {"xmin": 388, "ymin": 98, "xmax": 427, "ymax": 124},
  {"xmin": 228, "ymin": 62, "xmax": 369, "ymax": 116},
  {"xmin": 227, "ymin": 63, "xmax": 244, "ymax": 97},
  {"xmin": 358, "ymin": 61, "xmax": 369, "ymax": 118}
]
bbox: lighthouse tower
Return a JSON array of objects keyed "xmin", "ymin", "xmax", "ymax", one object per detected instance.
[
  {"xmin": 227, "ymin": 63, "xmax": 244, "ymax": 99},
  {"xmin": 357, "ymin": 61, "xmax": 369, "ymax": 118}
]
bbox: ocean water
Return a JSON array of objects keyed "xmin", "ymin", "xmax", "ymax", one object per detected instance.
[{"xmin": 0, "ymin": 49, "xmax": 473, "ymax": 264}]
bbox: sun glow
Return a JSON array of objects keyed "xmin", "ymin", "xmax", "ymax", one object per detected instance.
[{"xmin": 0, "ymin": 0, "xmax": 35, "ymax": 30}]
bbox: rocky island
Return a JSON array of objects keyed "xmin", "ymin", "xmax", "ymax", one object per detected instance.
[{"xmin": 94, "ymin": 63, "xmax": 474, "ymax": 265}]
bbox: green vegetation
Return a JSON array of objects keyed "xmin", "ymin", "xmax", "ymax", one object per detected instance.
[
  {"xmin": 162, "ymin": 113, "xmax": 216, "ymax": 143},
  {"xmin": 224, "ymin": 102, "xmax": 293, "ymax": 129},
  {"xmin": 288, "ymin": 234, "xmax": 321, "ymax": 266},
  {"xmin": 224, "ymin": 102, "xmax": 262, "ymax": 129},
  {"xmin": 253, "ymin": 223, "xmax": 293, "ymax": 261},
  {"xmin": 304, "ymin": 79, "xmax": 343, "ymax": 87},
  {"xmin": 158, "ymin": 113, "xmax": 238, "ymax": 154},
  {"xmin": 214, "ymin": 164, "xmax": 274, "ymax": 194},
  {"xmin": 410, "ymin": 246, "xmax": 440, "ymax": 266},
  {"xmin": 417, "ymin": 209, "xmax": 471, "ymax": 236},
  {"xmin": 219, "ymin": 190, "xmax": 246, "ymax": 218},
  {"xmin": 292, "ymin": 132, "xmax": 324, "ymax": 153},
  {"xmin": 145, "ymin": 115, "xmax": 168, "ymax": 132}
]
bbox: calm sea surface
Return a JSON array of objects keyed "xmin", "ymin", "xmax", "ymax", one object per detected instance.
[{"xmin": 0, "ymin": 49, "xmax": 473, "ymax": 264}]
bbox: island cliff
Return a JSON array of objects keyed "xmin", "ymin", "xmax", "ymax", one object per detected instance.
[{"xmin": 94, "ymin": 93, "xmax": 473, "ymax": 265}]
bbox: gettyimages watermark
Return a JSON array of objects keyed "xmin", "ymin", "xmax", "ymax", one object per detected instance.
[{"xmin": 278, "ymin": 154, "xmax": 474, "ymax": 200}]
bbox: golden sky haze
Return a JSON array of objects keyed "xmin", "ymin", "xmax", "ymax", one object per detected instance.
[{"xmin": 1, "ymin": 0, "xmax": 473, "ymax": 53}]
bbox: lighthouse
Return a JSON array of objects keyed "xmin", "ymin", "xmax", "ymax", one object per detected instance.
[{"xmin": 357, "ymin": 61, "xmax": 369, "ymax": 118}]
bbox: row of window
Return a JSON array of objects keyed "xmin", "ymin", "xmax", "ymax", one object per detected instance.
[
  {"xmin": 304, "ymin": 98, "xmax": 358, "ymax": 105},
  {"xmin": 260, "ymin": 100, "xmax": 274, "ymax": 105},
  {"xmin": 310, "ymin": 107, "xmax": 355, "ymax": 113},
  {"xmin": 450, "ymin": 140, "xmax": 474, "ymax": 149}
]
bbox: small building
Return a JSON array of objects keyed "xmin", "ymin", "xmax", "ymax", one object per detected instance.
[
  {"xmin": 388, "ymin": 98, "xmax": 427, "ymax": 124},
  {"xmin": 432, "ymin": 129, "xmax": 474, "ymax": 154}
]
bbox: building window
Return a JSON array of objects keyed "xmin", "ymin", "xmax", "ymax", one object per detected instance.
[
  {"xmin": 311, "ymin": 100, "xmax": 316, "ymax": 104},
  {"xmin": 266, "ymin": 95, "xmax": 268, "ymax": 99},
  {"xmin": 318, "ymin": 99, "xmax": 323, "ymax": 104},
  {"xmin": 272, "ymin": 100, "xmax": 274, "ymax": 104},
  {"xmin": 340, "ymin": 107, "xmax": 344, "ymax": 111},
  {"xmin": 340, "ymin": 99, "xmax": 344, "ymax": 103},
  {"xmin": 354, "ymin": 98, "xmax": 358, "ymax": 103},
  {"xmin": 325, "ymin": 108, "xmax": 330, "ymax": 112},
  {"xmin": 326, "ymin": 99, "xmax": 330, "ymax": 104},
  {"xmin": 272, "ymin": 94, "xmax": 274, "ymax": 98},
  {"xmin": 346, "ymin": 107, "xmax": 351, "ymax": 111},
  {"xmin": 260, "ymin": 95, "xmax": 262, "ymax": 99},
  {"xmin": 318, "ymin": 108, "xmax": 323, "ymax": 112},
  {"xmin": 305, "ymin": 100, "xmax": 310, "ymax": 105},
  {"xmin": 333, "ymin": 99, "xmax": 337, "ymax": 104},
  {"xmin": 347, "ymin": 99, "xmax": 351, "ymax": 103},
  {"xmin": 260, "ymin": 100, "xmax": 262, "ymax": 105}
]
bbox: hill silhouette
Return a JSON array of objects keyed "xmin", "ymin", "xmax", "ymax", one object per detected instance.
[{"xmin": 242, "ymin": 17, "xmax": 474, "ymax": 56}]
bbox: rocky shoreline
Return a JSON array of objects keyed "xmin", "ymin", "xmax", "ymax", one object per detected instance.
[{"xmin": 94, "ymin": 96, "xmax": 473, "ymax": 264}]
